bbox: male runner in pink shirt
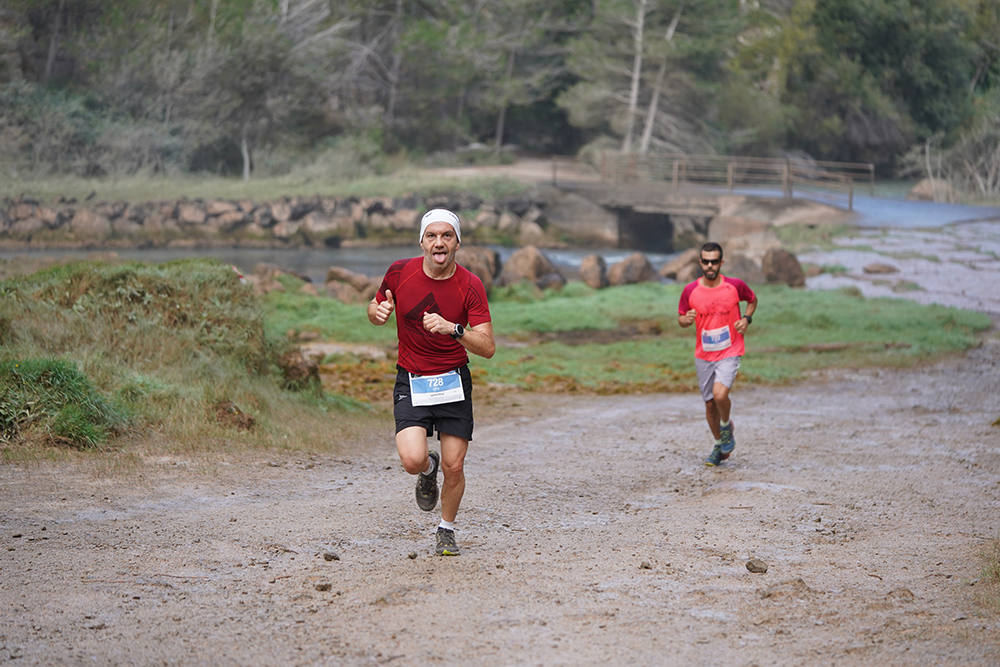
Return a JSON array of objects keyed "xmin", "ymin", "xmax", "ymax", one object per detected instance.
[{"xmin": 677, "ymin": 242, "xmax": 758, "ymax": 466}]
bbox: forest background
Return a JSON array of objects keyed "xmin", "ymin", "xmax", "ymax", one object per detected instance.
[{"xmin": 2, "ymin": 0, "xmax": 999, "ymax": 198}]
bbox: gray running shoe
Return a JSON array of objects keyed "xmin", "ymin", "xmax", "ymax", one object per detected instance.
[
  {"xmin": 704, "ymin": 443, "xmax": 724, "ymax": 467},
  {"xmin": 435, "ymin": 527, "xmax": 460, "ymax": 556},
  {"xmin": 719, "ymin": 419, "xmax": 735, "ymax": 458},
  {"xmin": 415, "ymin": 451, "xmax": 440, "ymax": 512}
]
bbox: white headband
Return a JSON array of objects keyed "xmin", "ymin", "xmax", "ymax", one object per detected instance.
[{"xmin": 419, "ymin": 208, "xmax": 461, "ymax": 243}]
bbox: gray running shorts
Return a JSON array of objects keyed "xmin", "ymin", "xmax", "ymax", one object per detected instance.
[{"xmin": 695, "ymin": 356, "xmax": 741, "ymax": 402}]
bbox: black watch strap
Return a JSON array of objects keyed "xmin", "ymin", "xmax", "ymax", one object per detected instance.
[{"xmin": 744, "ymin": 314, "xmax": 752, "ymax": 325}]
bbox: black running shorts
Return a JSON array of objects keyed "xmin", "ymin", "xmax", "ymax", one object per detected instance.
[{"xmin": 393, "ymin": 365, "xmax": 474, "ymax": 441}]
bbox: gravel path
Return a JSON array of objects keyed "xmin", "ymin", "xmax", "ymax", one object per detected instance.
[{"xmin": 2, "ymin": 335, "xmax": 998, "ymax": 664}]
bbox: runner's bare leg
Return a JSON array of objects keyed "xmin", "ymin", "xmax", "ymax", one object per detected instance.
[
  {"xmin": 396, "ymin": 426, "xmax": 432, "ymax": 475},
  {"xmin": 439, "ymin": 433, "xmax": 468, "ymax": 523}
]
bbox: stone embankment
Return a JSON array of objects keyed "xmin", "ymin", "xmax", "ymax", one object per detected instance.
[
  {"xmin": 0, "ymin": 193, "xmax": 558, "ymax": 250},
  {"xmin": 2, "ymin": 189, "xmax": 818, "ymax": 303}
]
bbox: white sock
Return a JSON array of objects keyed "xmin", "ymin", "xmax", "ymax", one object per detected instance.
[
  {"xmin": 721, "ymin": 419, "xmax": 730, "ymax": 428},
  {"xmin": 438, "ymin": 519, "xmax": 455, "ymax": 532},
  {"xmin": 420, "ymin": 456, "xmax": 435, "ymax": 476}
]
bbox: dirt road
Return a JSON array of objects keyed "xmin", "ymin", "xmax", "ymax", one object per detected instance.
[
  {"xmin": 3, "ymin": 327, "xmax": 998, "ymax": 664},
  {"xmin": 3, "ymin": 164, "xmax": 999, "ymax": 664}
]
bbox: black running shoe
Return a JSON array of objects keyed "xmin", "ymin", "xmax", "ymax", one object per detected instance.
[
  {"xmin": 415, "ymin": 451, "xmax": 440, "ymax": 511},
  {"xmin": 704, "ymin": 443, "xmax": 724, "ymax": 467},
  {"xmin": 435, "ymin": 527, "xmax": 460, "ymax": 556}
]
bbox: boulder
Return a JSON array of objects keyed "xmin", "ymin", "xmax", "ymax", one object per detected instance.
[
  {"xmin": 271, "ymin": 219, "xmax": 301, "ymax": 241},
  {"xmin": 325, "ymin": 280, "xmax": 369, "ymax": 303},
  {"xmin": 142, "ymin": 212, "xmax": 179, "ymax": 234},
  {"xmin": 212, "ymin": 210, "xmax": 248, "ymax": 232},
  {"xmin": 709, "ymin": 214, "xmax": 772, "ymax": 242},
  {"xmin": 762, "ymin": 247, "xmax": 805, "ymax": 287},
  {"xmin": 497, "ymin": 212, "xmax": 520, "ymax": 234},
  {"xmin": 723, "ymin": 253, "xmax": 765, "ymax": 285},
  {"xmin": 863, "ymin": 262, "xmax": 899, "ymax": 274},
  {"xmin": 9, "ymin": 202, "xmax": 36, "ymax": 221},
  {"xmin": 908, "ymin": 178, "xmax": 957, "ymax": 203},
  {"xmin": 176, "ymin": 203, "xmax": 206, "ymax": 225},
  {"xmin": 660, "ymin": 248, "xmax": 700, "ymax": 280},
  {"xmin": 607, "ymin": 252, "xmax": 658, "ymax": 286},
  {"xmin": 38, "ymin": 207, "xmax": 61, "ymax": 228},
  {"xmin": 499, "ymin": 245, "xmax": 566, "ymax": 289},
  {"xmin": 473, "ymin": 210, "xmax": 499, "ymax": 230},
  {"xmin": 457, "ymin": 246, "xmax": 501, "ymax": 290},
  {"xmin": 326, "ymin": 266, "xmax": 372, "ymax": 292},
  {"xmin": 670, "ymin": 215, "xmax": 710, "ymax": 249},
  {"xmin": 518, "ymin": 220, "xmax": 546, "ymax": 245},
  {"xmin": 69, "ymin": 209, "xmax": 111, "ymax": 237},
  {"xmin": 675, "ymin": 261, "xmax": 701, "ymax": 284},
  {"xmin": 205, "ymin": 200, "xmax": 238, "ymax": 216},
  {"xmin": 300, "ymin": 211, "xmax": 349, "ymax": 245},
  {"xmin": 10, "ymin": 217, "xmax": 45, "ymax": 237},
  {"xmin": 543, "ymin": 189, "xmax": 619, "ymax": 245},
  {"xmin": 247, "ymin": 263, "xmax": 290, "ymax": 295},
  {"xmin": 388, "ymin": 209, "xmax": 419, "ymax": 231},
  {"xmin": 111, "ymin": 217, "xmax": 143, "ymax": 236},
  {"xmin": 270, "ymin": 201, "xmax": 292, "ymax": 223},
  {"xmin": 579, "ymin": 254, "xmax": 608, "ymax": 289}
]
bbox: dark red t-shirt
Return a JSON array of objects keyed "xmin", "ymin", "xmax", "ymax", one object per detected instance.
[{"xmin": 376, "ymin": 257, "xmax": 491, "ymax": 374}]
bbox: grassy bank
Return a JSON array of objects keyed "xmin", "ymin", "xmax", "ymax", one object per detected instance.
[
  {"xmin": 1, "ymin": 170, "xmax": 531, "ymax": 205},
  {"xmin": 263, "ymin": 278, "xmax": 992, "ymax": 394},
  {"xmin": 0, "ymin": 259, "xmax": 376, "ymax": 461},
  {"xmin": 1, "ymin": 257, "xmax": 992, "ymax": 459}
]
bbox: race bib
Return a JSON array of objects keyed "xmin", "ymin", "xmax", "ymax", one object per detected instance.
[
  {"xmin": 409, "ymin": 370, "xmax": 465, "ymax": 406},
  {"xmin": 701, "ymin": 324, "xmax": 732, "ymax": 352}
]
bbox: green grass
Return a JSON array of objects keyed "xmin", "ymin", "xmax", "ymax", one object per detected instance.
[
  {"xmin": 0, "ymin": 258, "xmax": 379, "ymax": 459},
  {"xmin": 0, "ymin": 358, "xmax": 128, "ymax": 449},
  {"xmin": 478, "ymin": 283, "xmax": 991, "ymax": 391},
  {"xmin": 0, "ymin": 170, "xmax": 531, "ymax": 205},
  {"xmin": 261, "ymin": 278, "xmax": 991, "ymax": 394},
  {"xmin": 2, "ymin": 257, "xmax": 992, "ymax": 458}
]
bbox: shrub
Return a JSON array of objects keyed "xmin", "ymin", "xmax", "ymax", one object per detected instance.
[{"xmin": 0, "ymin": 358, "xmax": 128, "ymax": 448}]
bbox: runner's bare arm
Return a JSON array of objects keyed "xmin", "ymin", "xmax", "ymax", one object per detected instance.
[
  {"xmin": 678, "ymin": 308, "xmax": 696, "ymax": 327},
  {"xmin": 422, "ymin": 313, "xmax": 496, "ymax": 359},
  {"xmin": 735, "ymin": 297, "xmax": 758, "ymax": 335},
  {"xmin": 461, "ymin": 321, "xmax": 496, "ymax": 359}
]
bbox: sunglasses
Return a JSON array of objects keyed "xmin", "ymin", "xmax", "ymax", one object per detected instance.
[{"xmin": 699, "ymin": 258, "xmax": 721, "ymax": 266}]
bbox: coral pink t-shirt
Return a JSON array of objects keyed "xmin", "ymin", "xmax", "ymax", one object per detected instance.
[
  {"xmin": 377, "ymin": 257, "xmax": 491, "ymax": 374},
  {"xmin": 678, "ymin": 276, "xmax": 756, "ymax": 361}
]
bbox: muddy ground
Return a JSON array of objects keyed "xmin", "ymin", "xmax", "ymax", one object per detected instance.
[
  {"xmin": 3, "ymin": 170, "xmax": 1000, "ymax": 663},
  {"xmin": 3, "ymin": 333, "xmax": 999, "ymax": 664}
]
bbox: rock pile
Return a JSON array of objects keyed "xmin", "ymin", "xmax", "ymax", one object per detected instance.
[
  {"xmin": 248, "ymin": 242, "xmax": 805, "ymax": 304},
  {"xmin": 0, "ymin": 194, "xmax": 558, "ymax": 249}
]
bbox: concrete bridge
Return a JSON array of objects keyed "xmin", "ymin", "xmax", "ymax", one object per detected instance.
[{"xmin": 543, "ymin": 153, "xmax": 874, "ymax": 252}]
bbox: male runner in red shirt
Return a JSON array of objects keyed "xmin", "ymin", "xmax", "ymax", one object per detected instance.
[
  {"xmin": 368, "ymin": 209, "xmax": 495, "ymax": 555},
  {"xmin": 678, "ymin": 242, "xmax": 758, "ymax": 466}
]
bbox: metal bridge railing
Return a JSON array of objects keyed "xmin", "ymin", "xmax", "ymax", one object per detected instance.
[{"xmin": 598, "ymin": 153, "xmax": 875, "ymax": 211}]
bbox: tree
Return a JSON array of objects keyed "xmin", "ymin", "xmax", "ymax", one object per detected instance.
[
  {"xmin": 558, "ymin": 0, "xmax": 743, "ymax": 156},
  {"xmin": 189, "ymin": 2, "xmax": 345, "ymax": 179}
]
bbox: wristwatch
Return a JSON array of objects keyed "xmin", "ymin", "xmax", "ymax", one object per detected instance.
[
  {"xmin": 744, "ymin": 315, "xmax": 753, "ymax": 325},
  {"xmin": 450, "ymin": 323, "xmax": 465, "ymax": 339}
]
